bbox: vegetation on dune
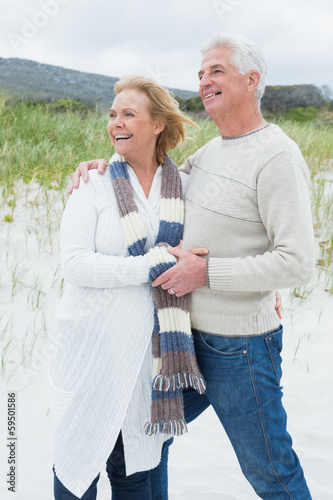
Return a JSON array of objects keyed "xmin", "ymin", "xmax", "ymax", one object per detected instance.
[
  {"xmin": 0, "ymin": 96, "xmax": 111, "ymax": 190},
  {"xmin": 176, "ymin": 95, "xmax": 205, "ymax": 114},
  {"xmin": 1, "ymin": 95, "xmax": 333, "ymax": 188}
]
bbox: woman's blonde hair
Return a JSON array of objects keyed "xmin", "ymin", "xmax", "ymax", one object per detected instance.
[{"xmin": 114, "ymin": 75, "xmax": 199, "ymax": 165}]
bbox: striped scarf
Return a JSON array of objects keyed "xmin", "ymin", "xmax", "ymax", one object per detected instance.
[{"xmin": 109, "ymin": 153, "xmax": 206, "ymax": 436}]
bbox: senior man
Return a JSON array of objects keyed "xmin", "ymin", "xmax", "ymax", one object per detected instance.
[{"xmin": 71, "ymin": 35, "xmax": 314, "ymax": 499}]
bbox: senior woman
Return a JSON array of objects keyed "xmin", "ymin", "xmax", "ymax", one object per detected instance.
[{"xmin": 49, "ymin": 76, "xmax": 206, "ymax": 500}]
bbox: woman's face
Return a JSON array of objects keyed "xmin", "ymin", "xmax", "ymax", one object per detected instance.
[{"xmin": 108, "ymin": 88, "xmax": 162, "ymax": 162}]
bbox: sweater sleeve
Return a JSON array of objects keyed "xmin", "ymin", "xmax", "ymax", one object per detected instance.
[
  {"xmin": 60, "ymin": 177, "xmax": 149, "ymax": 288},
  {"xmin": 207, "ymin": 150, "xmax": 315, "ymax": 291},
  {"xmin": 179, "ymin": 137, "xmax": 220, "ymax": 174},
  {"xmin": 178, "ymin": 152, "xmax": 196, "ymax": 175}
]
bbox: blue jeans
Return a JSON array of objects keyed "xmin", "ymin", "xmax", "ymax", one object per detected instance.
[
  {"xmin": 174, "ymin": 326, "xmax": 311, "ymax": 500},
  {"xmin": 53, "ymin": 433, "xmax": 172, "ymax": 500}
]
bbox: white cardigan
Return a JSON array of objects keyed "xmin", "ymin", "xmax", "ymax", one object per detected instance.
[{"xmin": 49, "ymin": 165, "xmax": 188, "ymax": 497}]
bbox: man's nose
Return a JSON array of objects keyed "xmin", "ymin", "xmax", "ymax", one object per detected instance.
[{"xmin": 199, "ymin": 74, "xmax": 213, "ymax": 89}]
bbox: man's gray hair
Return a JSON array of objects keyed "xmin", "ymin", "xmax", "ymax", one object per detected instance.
[{"xmin": 201, "ymin": 34, "xmax": 268, "ymax": 104}]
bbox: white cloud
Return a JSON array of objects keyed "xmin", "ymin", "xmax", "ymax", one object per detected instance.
[{"xmin": 0, "ymin": 0, "xmax": 332, "ymax": 92}]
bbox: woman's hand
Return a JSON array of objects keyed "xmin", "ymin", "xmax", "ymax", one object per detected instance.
[
  {"xmin": 188, "ymin": 247, "xmax": 209, "ymax": 256},
  {"xmin": 171, "ymin": 240, "xmax": 209, "ymax": 260},
  {"xmin": 275, "ymin": 291, "xmax": 282, "ymax": 319},
  {"xmin": 68, "ymin": 159, "xmax": 108, "ymax": 194}
]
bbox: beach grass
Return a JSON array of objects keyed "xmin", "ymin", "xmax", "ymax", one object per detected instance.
[
  {"xmin": 0, "ymin": 96, "xmax": 112, "ymax": 190},
  {"xmin": 1, "ymin": 96, "xmax": 333, "ymax": 185}
]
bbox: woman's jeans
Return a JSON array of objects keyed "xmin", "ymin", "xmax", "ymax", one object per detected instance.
[
  {"xmin": 53, "ymin": 432, "xmax": 172, "ymax": 500},
  {"xmin": 177, "ymin": 326, "xmax": 312, "ymax": 500}
]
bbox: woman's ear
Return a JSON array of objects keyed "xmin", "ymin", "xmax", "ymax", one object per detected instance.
[{"xmin": 154, "ymin": 120, "xmax": 166, "ymax": 135}]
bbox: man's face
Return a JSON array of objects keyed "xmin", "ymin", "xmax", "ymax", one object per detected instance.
[{"xmin": 198, "ymin": 46, "xmax": 249, "ymax": 119}]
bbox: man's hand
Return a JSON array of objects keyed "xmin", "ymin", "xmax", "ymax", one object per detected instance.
[
  {"xmin": 152, "ymin": 246, "xmax": 208, "ymax": 296},
  {"xmin": 68, "ymin": 159, "xmax": 108, "ymax": 194}
]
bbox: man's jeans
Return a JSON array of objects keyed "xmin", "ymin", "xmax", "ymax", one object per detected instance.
[
  {"xmin": 177, "ymin": 325, "xmax": 312, "ymax": 500},
  {"xmin": 53, "ymin": 432, "xmax": 172, "ymax": 500}
]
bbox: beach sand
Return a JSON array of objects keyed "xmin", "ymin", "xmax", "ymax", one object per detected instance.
[{"xmin": 0, "ymin": 181, "xmax": 332, "ymax": 499}]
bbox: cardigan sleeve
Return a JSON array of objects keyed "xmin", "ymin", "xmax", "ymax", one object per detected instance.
[
  {"xmin": 60, "ymin": 177, "xmax": 149, "ymax": 288},
  {"xmin": 207, "ymin": 150, "xmax": 316, "ymax": 291}
]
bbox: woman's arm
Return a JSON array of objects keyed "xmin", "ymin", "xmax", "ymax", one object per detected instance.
[{"xmin": 61, "ymin": 176, "xmax": 149, "ymax": 288}]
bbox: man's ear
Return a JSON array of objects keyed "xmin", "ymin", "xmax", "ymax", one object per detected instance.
[{"xmin": 247, "ymin": 70, "xmax": 261, "ymax": 94}]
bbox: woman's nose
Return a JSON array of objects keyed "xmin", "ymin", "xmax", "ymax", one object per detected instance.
[{"xmin": 113, "ymin": 116, "xmax": 124, "ymax": 127}]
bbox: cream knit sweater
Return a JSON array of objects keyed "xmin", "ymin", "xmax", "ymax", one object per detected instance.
[
  {"xmin": 49, "ymin": 166, "xmax": 188, "ymax": 497},
  {"xmin": 180, "ymin": 124, "xmax": 315, "ymax": 336}
]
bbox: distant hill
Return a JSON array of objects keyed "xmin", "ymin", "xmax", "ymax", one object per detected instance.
[
  {"xmin": 0, "ymin": 57, "xmax": 330, "ymax": 114},
  {"xmin": 0, "ymin": 57, "xmax": 198, "ymax": 111}
]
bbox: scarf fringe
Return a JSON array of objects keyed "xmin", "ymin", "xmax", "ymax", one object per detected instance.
[
  {"xmin": 153, "ymin": 373, "xmax": 206, "ymax": 395},
  {"xmin": 144, "ymin": 418, "xmax": 188, "ymax": 436}
]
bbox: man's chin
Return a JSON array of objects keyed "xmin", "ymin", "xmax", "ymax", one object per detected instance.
[{"xmin": 203, "ymin": 105, "xmax": 216, "ymax": 118}]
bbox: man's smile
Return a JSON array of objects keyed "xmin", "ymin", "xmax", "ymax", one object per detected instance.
[{"xmin": 204, "ymin": 91, "xmax": 222, "ymax": 100}]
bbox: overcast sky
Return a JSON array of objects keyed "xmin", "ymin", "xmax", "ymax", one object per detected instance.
[{"xmin": 0, "ymin": 0, "xmax": 332, "ymax": 93}]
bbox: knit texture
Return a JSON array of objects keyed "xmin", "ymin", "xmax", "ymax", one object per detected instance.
[
  {"xmin": 50, "ymin": 166, "xmax": 175, "ymax": 497},
  {"xmin": 180, "ymin": 124, "xmax": 315, "ymax": 335},
  {"xmin": 109, "ymin": 153, "xmax": 206, "ymax": 435}
]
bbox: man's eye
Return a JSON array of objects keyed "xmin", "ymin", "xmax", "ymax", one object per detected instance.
[
  {"xmin": 125, "ymin": 112, "xmax": 133, "ymax": 116},
  {"xmin": 109, "ymin": 113, "xmax": 116, "ymax": 119}
]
